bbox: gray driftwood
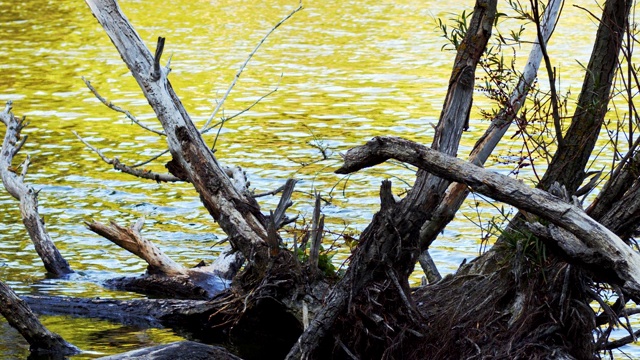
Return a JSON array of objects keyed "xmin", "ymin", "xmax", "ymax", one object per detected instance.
[
  {"xmin": 336, "ymin": 135, "xmax": 640, "ymax": 300},
  {"xmin": 0, "ymin": 102, "xmax": 73, "ymax": 277}
]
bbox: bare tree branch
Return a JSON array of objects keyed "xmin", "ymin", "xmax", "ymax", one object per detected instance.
[
  {"xmin": 0, "ymin": 102, "xmax": 73, "ymax": 277},
  {"xmin": 202, "ymin": 3, "xmax": 303, "ymax": 142},
  {"xmin": 82, "ymin": 77, "xmax": 166, "ymax": 136},
  {"xmin": 73, "ymin": 131, "xmax": 182, "ymax": 182},
  {"xmin": 337, "ymin": 136, "xmax": 640, "ymax": 301}
]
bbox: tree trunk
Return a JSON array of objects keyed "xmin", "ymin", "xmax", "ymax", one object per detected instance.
[{"xmin": 287, "ymin": 1, "xmax": 498, "ymax": 358}]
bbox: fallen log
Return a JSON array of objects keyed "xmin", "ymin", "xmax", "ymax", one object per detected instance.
[
  {"xmin": 86, "ymin": 219, "xmax": 230, "ymax": 299},
  {"xmin": 97, "ymin": 341, "xmax": 241, "ymax": 360},
  {"xmin": 0, "ymin": 280, "xmax": 79, "ymax": 357},
  {"xmin": 336, "ymin": 135, "xmax": 640, "ymax": 301}
]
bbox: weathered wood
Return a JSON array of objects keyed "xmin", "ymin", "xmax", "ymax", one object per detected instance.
[
  {"xmin": 336, "ymin": 135, "xmax": 640, "ymax": 301},
  {"xmin": 0, "ymin": 280, "xmax": 79, "ymax": 356},
  {"xmin": 418, "ymin": 0, "xmax": 562, "ymax": 252},
  {"xmin": 0, "ymin": 102, "xmax": 73, "ymax": 277},
  {"xmin": 87, "ymin": 219, "xmax": 230, "ymax": 299},
  {"xmin": 87, "ymin": 219, "xmax": 186, "ymax": 275},
  {"xmin": 84, "ymin": 0, "xmax": 271, "ymax": 272},
  {"xmin": 98, "ymin": 341, "xmax": 242, "ymax": 360},
  {"xmin": 22, "ymin": 296, "xmax": 210, "ymax": 329},
  {"xmin": 286, "ymin": 2, "xmax": 498, "ymax": 358},
  {"xmin": 103, "ymin": 272, "xmax": 228, "ymax": 300}
]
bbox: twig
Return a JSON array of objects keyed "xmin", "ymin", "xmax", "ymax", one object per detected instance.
[
  {"xmin": 204, "ymin": 83, "xmax": 280, "ymax": 139},
  {"xmin": 253, "ymin": 183, "xmax": 288, "ymax": 198},
  {"xmin": 201, "ymin": 3, "xmax": 303, "ymax": 133},
  {"xmin": 131, "ymin": 149, "xmax": 171, "ymax": 168},
  {"xmin": 82, "ymin": 77, "xmax": 166, "ymax": 136},
  {"xmin": 73, "ymin": 131, "xmax": 181, "ymax": 182}
]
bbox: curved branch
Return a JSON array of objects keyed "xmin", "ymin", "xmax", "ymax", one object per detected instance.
[{"xmin": 337, "ymin": 136, "xmax": 640, "ymax": 301}]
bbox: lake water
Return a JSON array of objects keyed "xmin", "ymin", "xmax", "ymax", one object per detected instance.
[{"xmin": 0, "ymin": 0, "xmax": 635, "ymax": 358}]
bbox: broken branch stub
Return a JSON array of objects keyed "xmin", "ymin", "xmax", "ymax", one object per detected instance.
[
  {"xmin": 86, "ymin": 219, "xmax": 186, "ymax": 275},
  {"xmin": 337, "ymin": 136, "xmax": 640, "ymax": 301}
]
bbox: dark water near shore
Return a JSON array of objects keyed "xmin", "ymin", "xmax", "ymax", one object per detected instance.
[{"xmin": 0, "ymin": 0, "xmax": 635, "ymax": 358}]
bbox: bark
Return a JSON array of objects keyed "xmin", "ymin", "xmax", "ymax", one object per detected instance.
[
  {"xmin": 418, "ymin": 0, "xmax": 562, "ymax": 252},
  {"xmin": 88, "ymin": 219, "xmax": 186, "ymax": 276},
  {"xmin": 85, "ymin": 219, "xmax": 231, "ymax": 299},
  {"xmin": 0, "ymin": 102, "xmax": 73, "ymax": 278},
  {"xmin": 540, "ymin": 0, "xmax": 633, "ymax": 194},
  {"xmin": 22, "ymin": 296, "xmax": 210, "ymax": 329},
  {"xmin": 0, "ymin": 281, "xmax": 79, "ymax": 357},
  {"xmin": 336, "ymin": 135, "xmax": 640, "ymax": 301},
  {"xmin": 287, "ymin": 1, "xmax": 498, "ymax": 358},
  {"xmin": 84, "ymin": 0, "xmax": 272, "ymax": 276},
  {"xmin": 23, "ymin": 293, "xmax": 303, "ymax": 360}
]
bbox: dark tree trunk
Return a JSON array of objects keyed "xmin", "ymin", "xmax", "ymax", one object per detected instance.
[
  {"xmin": 540, "ymin": 0, "xmax": 633, "ymax": 194},
  {"xmin": 287, "ymin": 1, "xmax": 498, "ymax": 358}
]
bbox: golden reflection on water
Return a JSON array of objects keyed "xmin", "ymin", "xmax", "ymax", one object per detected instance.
[{"xmin": 0, "ymin": 0, "xmax": 634, "ymax": 357}]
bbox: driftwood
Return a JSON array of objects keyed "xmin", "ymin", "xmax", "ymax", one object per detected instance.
[
  {"xmin": 0, "ymin": 281, "xmax": 78, "ymax": 357},
  {"xmin": 84, "ymin": 219, "xmax": 232, "ymax": 299},
  {"xmin": 83, "ymin": 0, "xmax": 272, "ymax": 274},
  {"xmin": 98, "ymin": 341, "xmax": 242, "ymax": 360},
  {"xmin": 336, "ymin": 135, "xmax": 640, "ymax": 300},
  {"xmin": 22, "ymin": 296, "xmax": 211, "ymax": 329},
  {"xmin": 0, "ymin": 102, "xmax": 73, "ymax": 277}
]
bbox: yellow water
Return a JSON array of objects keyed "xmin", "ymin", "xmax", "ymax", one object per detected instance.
[{"xmin": 0, "ymin": 0, "xmax": 633, "ymax": 358}]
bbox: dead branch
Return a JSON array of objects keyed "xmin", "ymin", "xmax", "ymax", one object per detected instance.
[
  {"xmin": 97, "ymin": 341, "xmax": 241, "ymax": 360},
  {"xmin": 82, "ymin": 77, "xmax": 166, "ymax": 136},
  {"xmin": 86, "ymin": 218, "xmax": 186, "ymax": 275},
  {"xmin": 201, "ymin": 3, "xmax": 303, "ymax": 132},
  {"xmin": 308, "ymin": 193, "xmax": 324, "ymax": 274},
  {"xmin": 0, "ymin": 280, "xmax": 79, "ymax": 356},
  {"xmin": 336, "ymin": 135, "xmax": 640, "ymax": 301},
  {"xmin": 85, "ymin": 1, "xmax": 272, "ymax": 271},
  {"xmin": 270, "ymin": 178, "xmax": 298, "ymax": 229},
  {"xmin": 0, "ymin": 101, "xmax": 73, "ymax": 277},
  {"xmin": 418, "ymin": 0, "xmax": 563, "ymax": 253},
  {"xmin": 74, "ymin": 131, "xmax": 181, "ymax": 182}
]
